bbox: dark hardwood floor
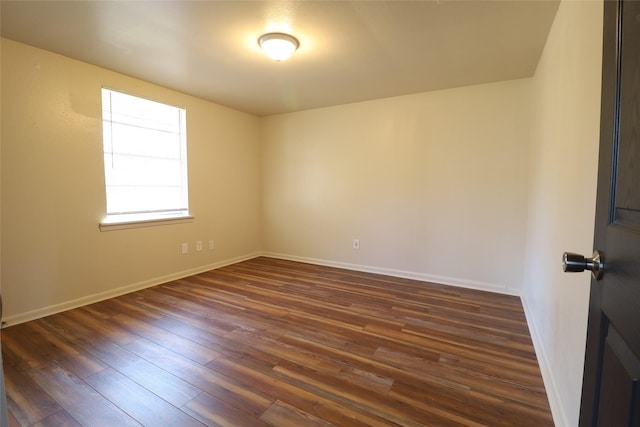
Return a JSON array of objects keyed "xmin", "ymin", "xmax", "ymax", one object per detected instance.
[{"xmin": 1, "ymin": 257, "xmax": 553, "ymax": 426}]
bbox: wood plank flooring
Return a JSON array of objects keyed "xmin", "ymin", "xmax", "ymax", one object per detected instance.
[{"xmin": 1, "ymin": 257, "xmax": 553, "ymax": 426}]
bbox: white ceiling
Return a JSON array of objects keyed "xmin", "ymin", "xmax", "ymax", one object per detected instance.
[{"xmin": 1, "ymin": 1, "xmax": 559, "ymax": 117}]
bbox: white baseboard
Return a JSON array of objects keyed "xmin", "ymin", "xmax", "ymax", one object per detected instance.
[
  {"xmin": 3, "ymin": 251, "xmax": 519, "ymax": 327},
  {"xmin": 521, "ymin": 295, "xmax": 569, "ymax": 427},
  {"xmin": 261, "ymin": 252, "xmax": 518, "ymax": 296},
  {"xmin": 1, "ymin": 252, "xmax": 262, "ymax": 328}
]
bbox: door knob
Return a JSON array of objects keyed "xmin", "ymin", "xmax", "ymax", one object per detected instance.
[{"xmin": 562, "ymin": 250, "xmax": 604, "ymax": 280}]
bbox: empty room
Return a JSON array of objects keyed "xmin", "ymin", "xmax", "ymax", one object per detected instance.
[{"xmin": 2, "ymin": 0, "xmax": 633, "ymax": 426}]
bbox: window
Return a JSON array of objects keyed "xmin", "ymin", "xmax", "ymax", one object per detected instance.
[{"xmin": 100, "ymin": 88, "xmax": 190, "ymax": 228}]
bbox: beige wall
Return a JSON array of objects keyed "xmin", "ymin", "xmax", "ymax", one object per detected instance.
[
  {"xmin": 522, "ymin": 1, "xmax": 603, "ymax": 426},
  {"xmin": 1, "ymin": 39, "xmax": 262, "ymax": 324},
  {"xmin": 261, "ymin": 79, "xmax": 531, "ymax": 294}
]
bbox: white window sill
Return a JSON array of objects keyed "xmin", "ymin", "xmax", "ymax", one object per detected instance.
[{"xmin": 99, "ymin": 213, "xmax": 194, "ymax": 231}]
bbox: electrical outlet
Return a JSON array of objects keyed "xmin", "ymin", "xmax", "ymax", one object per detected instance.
[
  {"xmin": 181, "ymin": 243, "xmax": 189, "ymax": 254},
  {"xmin": 196, "ymin": 240, "xmax": 203, "ymax": 251},
  {"xmin": 208, "ymin": 240, "xmax": 215, "ymax": 250},
  {"xmin": 353, "ymin": 239, "xmax": 360, "ymax": 249}
]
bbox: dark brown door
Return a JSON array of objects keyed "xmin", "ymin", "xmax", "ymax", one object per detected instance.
[{"xmin": 579, "ymin": 0, "xmax": 640, "ymax": 425}]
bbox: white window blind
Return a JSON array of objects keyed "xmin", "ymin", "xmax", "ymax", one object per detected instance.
[{"xmin": 101, "ymin": 88, "xmax": 189, "ymax": 222}]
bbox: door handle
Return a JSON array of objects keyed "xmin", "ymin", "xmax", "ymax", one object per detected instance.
[{"xmin": 562, "ymin": 250, "xmax": 604, "ymax": 280}]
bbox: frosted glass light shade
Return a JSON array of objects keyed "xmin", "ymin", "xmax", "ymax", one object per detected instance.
[{"xmin": 259, "ymin": 33, "xmax": 299, "ymax": 61}]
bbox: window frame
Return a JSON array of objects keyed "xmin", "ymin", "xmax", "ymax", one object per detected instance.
[{"xmin": 99, "ymin": 88, "xmax": 192, "ymax": 231}]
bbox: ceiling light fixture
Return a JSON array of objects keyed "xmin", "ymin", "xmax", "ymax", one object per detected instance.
[{"xmin": 258, "ymin": 33, "xmax": 299, "ymax": 61}]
